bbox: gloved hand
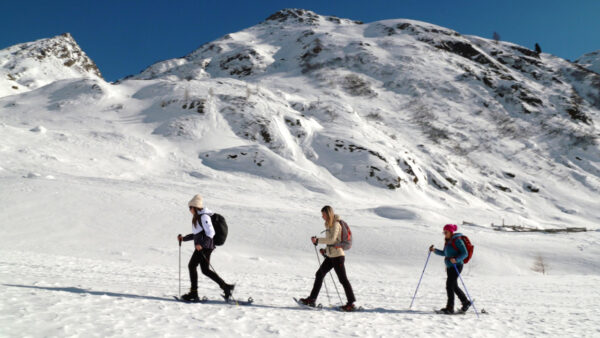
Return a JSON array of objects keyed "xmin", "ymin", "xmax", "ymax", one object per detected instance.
[
  {"xmin": 319, "ymin": 248, "xmax": 326, "ymax": 257},
  {"xmin": 311, "ymin": 236, "xmax": 318, "ymax": 246}
]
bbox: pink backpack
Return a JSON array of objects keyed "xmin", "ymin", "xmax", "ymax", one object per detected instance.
[{"xmin": 335, "ymin": 220, "xmax": 353, "ymax": 250}]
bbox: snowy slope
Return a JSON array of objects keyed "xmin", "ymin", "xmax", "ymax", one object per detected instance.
[
  {"xmin": 576, "ymin": 50, "xmax": 600, "ymax": 74},
  {"xmin": 123, "ymin": 8, "xmax": 600, "ymax": 229},
  {"xmin": 1, "ymin": 8, "xmax": 600, "ymax": 338},
  {"xmin": 0, "ymin": 33, "xmax": 102, "ymax": 97}
]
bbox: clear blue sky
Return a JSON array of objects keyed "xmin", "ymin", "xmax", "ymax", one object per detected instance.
[{"xmin": 2, "ymin": 0, "xmax": 598, "ymax": 82}]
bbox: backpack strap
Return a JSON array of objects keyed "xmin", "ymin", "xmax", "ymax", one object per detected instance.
[
  {"xmin": 334, "ymin": 220, "xmax": 344, "ymax": 249},
  {"xmin": 449, "ymin": 236, "xmax": 461, "ymax": 251}
]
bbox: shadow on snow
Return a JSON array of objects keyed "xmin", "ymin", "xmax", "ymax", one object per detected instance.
[
  {"xmin": 4, "ymin": 284, "xmax": 178, "ymax": 303},
  {"xmin": 3, "ymin": 284, "xmax": 432, "ymax": 314}
]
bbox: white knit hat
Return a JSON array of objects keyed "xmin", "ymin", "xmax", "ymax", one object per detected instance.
[{"xmin": 188, "ymin": 194, "xmax": 203, "ymax": 209}]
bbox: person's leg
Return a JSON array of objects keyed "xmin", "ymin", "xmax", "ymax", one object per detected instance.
[
  {"xmin": 199, "ymin": 249, "xmax": 226, "ymax": 289},
  {"xmin": 452, "ymin": 264, "xmax": 469, "ymax": 305},
  {"xmin": 188, "ymin": 250, "xmax": 202, "ymax": 290},
  {"xmin": 445, "ymin": 267, "xmax": 458, "ymax": 310},
  {"xmin": 309, "ymin": 257, "xmax": 334, "ymax": 300},
  {"xmin": 332, "ymin": 256, "xmax": 356, "ymax": 304}
]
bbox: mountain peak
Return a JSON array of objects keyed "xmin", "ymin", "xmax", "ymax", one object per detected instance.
[
  {"xmin": 576, "ymin": 50, "xmax": 600, "ymax": 74},
  {"xmin": 263, "ymin": 8, "xmax": 363, "ymax": 25},
  {"xmin": 1, "ymin": 12, "xmax": 599, "ymax": 233},
  {"xmin": 26, "ymin": 33, "xmax": 101, "ymax": 78},
  {"xmin": 0, "ymin": 33, "xmax": 103, "ymax": 97}
]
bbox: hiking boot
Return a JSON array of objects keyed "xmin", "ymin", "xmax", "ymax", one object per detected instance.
[
  {"xmin": 460, "ymin": 301, "xmax": 472, "ymax": 313},
  {"xmin": 181, "ymin": 289, "xmax": 199, "ymax": 302},
  {"xmin": 341, "ymin": 303, "xmax": 356, "ymax": 312},
  {"xmin": 299, "ymin": 297, "xmax": 316, "ymax": 307},
  {"xmin": 223, "ymin": 284, "xmax": 235, "ymax": 300},
  {"xmin": 438, "ymin": 307, "xmax": 454, "ymax": 314}
]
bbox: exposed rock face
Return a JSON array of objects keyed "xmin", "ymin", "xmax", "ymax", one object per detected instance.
[
  {"xmin": 0, "ymin": 33, "xmax": 102, "ymax": 97},
  {"xmin": 2, "ymin": 9, "xmax": 599, "ymax": 205},
  {"xmin": 118, "ymin": 9, "xmax": 599, "ymax": 195}
]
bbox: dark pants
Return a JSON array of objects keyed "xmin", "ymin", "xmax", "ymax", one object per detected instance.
[
  {"xmin": 188, "ymin": 249, "xmax": 226, "ymax": 290},
  {"xmin": 309, "ymin": 256, "xmax": 356, "ymax": 304},
  {"xmin": 446, "ymin": 264, "xmax": 468, "ymax": 309}
]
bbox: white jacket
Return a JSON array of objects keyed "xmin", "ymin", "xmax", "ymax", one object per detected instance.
[
  {"xmin": 193, "ymin": 208, "xmax": 215, "ymax": 239},
  {"xmin": 317, "ymin": 215, "xmax": 344, "ymax": 258}
]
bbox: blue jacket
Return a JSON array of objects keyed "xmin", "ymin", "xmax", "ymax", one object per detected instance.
[{"xmin": 434, "ymin": 233, "xmax": 468, "ymax": 268}]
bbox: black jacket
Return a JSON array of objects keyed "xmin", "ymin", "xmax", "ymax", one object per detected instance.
[{"xmin": 182, "ymin": 231, "xmax": 214, "ymax": 249}]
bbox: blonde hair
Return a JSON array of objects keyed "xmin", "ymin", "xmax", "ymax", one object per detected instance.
[{"xmin": 321, "ymin": 205, "xmax": 335, "ymax": 228}]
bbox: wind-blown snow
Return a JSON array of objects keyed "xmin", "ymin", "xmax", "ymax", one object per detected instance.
[
  {"xmin": 1, "ymin": 8, "xmax": 599, "ymax": 337},
  {"xmin": 577, "ymin": 50, "xmax": 600, "ymax": 74}
]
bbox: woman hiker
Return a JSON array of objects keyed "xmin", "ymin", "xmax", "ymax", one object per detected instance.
[
  {"xmin": 177, "ymin": 194, "xmax": 234, "ymax": 301},
  {"xmin": 429, "ymin": 224, "xmax": 472, "ymax": 314},
  {"xmin": 299, "ymin": 205, "xmax": 356, "ymax": 311}
]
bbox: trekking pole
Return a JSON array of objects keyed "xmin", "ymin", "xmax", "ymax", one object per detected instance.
[
  {"xmin": 409, "ymin": 250, "xmax": 432, "ymax": 309},
  {"xmin": 313, "ymin": 244, "xmax": 332, "ymax": 305},
  {"xmin": 202, "ymin": 252, "xmax": 239, "ymax": 305},
  {"xmin": 328, "ymin": 270, "xmax": 343, "ymax": 305},
  {"xmin": 320, "ymin": 249, "xmax": 343, "ymax": 305},
  {"xmin": 453, "ymin": 264, "xmax": 479, "ymax": 318},
  {"xmin": 178, "ymin": 235, "xmax": 182, "ymax": 297}
]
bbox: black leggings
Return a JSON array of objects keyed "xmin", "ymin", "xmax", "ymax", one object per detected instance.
[
  {"xmin": 309, "ymin": 256, "xmax": 356, "ymax": 304},
  {"xmin": 188, "ymin": 249, "xmax": 226, "ymax": 290},
  {"xmin": 446, "ymin": 264, "xmax": 468, "ymax": 309}
]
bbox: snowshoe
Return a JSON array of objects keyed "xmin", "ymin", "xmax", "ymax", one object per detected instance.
[
  {"xmin": 222, "ymin": 284, "xmax": 235, "ymax": 301},
  {"xmin": 459, "ymin": 300, "xmax": 472, "ymax": 313},
  {"xmin": 180, "ymin": 289, "xmax": 199, "ymax": 302},
  {"xmin": 340, "ymin": 303, "xmax": 357, "ymax": 312},
  {"xmin": 436, "ymin": 307, "xmax": 454, "ymax": 315},
  {"xmin": 298, "ymin": 297, "xmax": 316, "ymax": 307}
]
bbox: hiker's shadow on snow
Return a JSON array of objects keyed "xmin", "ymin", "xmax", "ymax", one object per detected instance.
[
  {"xmin": 4, "ymin": 284, "xmax": 432, "ymax": 314},
  {"xmin": 3, "ymin": 284, "xmax": 309, "ymax": 311},
  {"xmin": 3, "ymin": 284, "xmax": 180, "ymax": 303},
  {"xmin": 361, "ymin": 308, "xmax": 431, "ymax": 315}
]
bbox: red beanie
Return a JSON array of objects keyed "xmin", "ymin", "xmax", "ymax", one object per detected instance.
[{"xmin": 443, "ymin": 224, "xmax": 458, "ymax": 233}]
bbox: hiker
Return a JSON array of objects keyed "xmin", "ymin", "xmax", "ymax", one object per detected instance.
[
  {"xmin": 429, "ymin": 224, "xmax": 472, "ymax": 314},
  {"xmin": 177, "ymin": 194, "xmax": 234, "ymax": 301},
  {"xmin": 299, "ymin": 205, "xmax": 356, "ymax": 311}
]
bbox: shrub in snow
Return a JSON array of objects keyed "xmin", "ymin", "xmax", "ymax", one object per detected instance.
[{"xmin": 532, "ymin": 254, "xmax": 547, "ymax": 275}]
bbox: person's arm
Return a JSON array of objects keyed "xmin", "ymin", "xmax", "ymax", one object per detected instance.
[
  {"xmin": 433, "ymin": 248, "xmax": 445, "ymax": 256},
  {"xmin": 182, "ymin": 234, "xmax": 193, "ymax": 241},
  {"xmin": 317, "ymin": 222, "xmax": 340, "ymax": 245},
  {"xmin": 193, "ymin": 231, "xmax": 211, "ymax": 250},
  {"xmin": 200, "ymin": 214, "xmax": 215, "ymax": 238}
]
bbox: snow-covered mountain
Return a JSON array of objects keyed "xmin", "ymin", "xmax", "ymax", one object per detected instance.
[
  {"xmin": 1, "ymin": 5, "xmax": 598, "ymax": 247},
  {"xmin": 2, "ymin": 8, "xmax": 599, "ymax": 227},
  {"xmin": 1, "ymin": 9, "xmax": 599, "ymax": 337},
  {"xmin": 576, "ymin": 50, "xmax": 600, "ymax": 74},
  {"xmin": 121, "ymin": 8, "xmax": 599, "ymax": 228},
  {"xmin": 0, "ymin": 33, "xmax": 102, "ymax": 97}
]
